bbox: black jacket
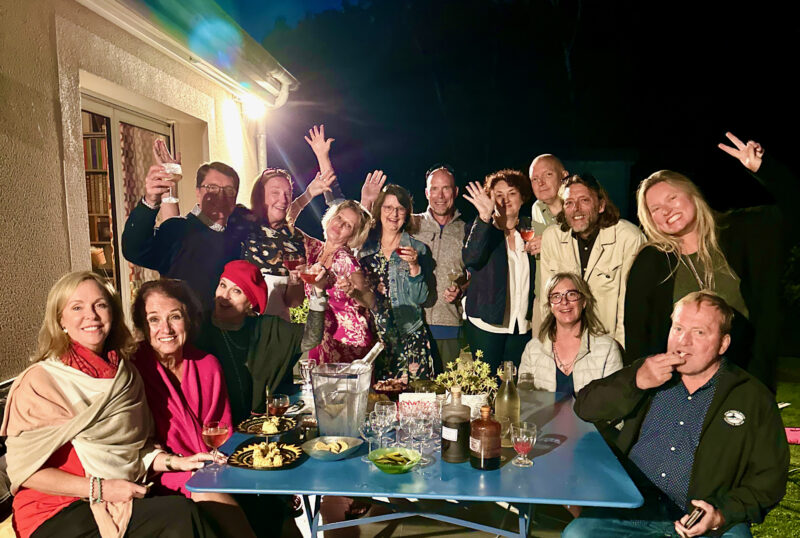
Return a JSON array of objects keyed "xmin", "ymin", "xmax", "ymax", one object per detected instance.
[
  {"xmin": 624, "ymin": 156, "xmax": 798, "ymax": 391},
  {"xmin": 575, "ymin": 359, "xmax": 789, "ymax": 532},
  {"xmin": 463, "ymin": 217, "xmax": 536, "ymax": 325}
]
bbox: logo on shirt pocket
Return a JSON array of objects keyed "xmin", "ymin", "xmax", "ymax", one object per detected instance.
[{"xmin": 723, "ymin": 409, "xmax": 746, "ymax": 426}]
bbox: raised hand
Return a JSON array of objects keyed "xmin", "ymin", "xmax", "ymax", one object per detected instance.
[
  {"xmin": 361, "ymin": 170, "xmax": 387, "ymax": 211},
  {"xmin": 153, "ymin": 138, "xmax": 181, "ymax": 166},
  {"xmin": 463, "ymin": 181, "xmax": 496, "ymax": 223},
  {"xmin": 143, "ymin": 164, "xmax": 174, "ymax": 206},
  {"xmin": 304, "ymin": 124, "xmax": 335, "ymax": 156},
  {"xmin": 397, "ymin": 246, "xmax": 421, "ymax": 276},
  {"xmin": 635, "ymin": 352, "xmax": 685, "ymax": 390},
  {"xmin": 524, "ymin": 235, "xmax": 543, "ymax": 256},
  {"xmin": 306, "ymin": 170, "xmax": 337, "ymax": 198},
  {"xmin": 718, "ymin": 131, "xmax": 764, "ymax": 173}
]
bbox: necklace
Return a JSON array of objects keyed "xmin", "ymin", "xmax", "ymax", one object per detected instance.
[
  {"xmin": 552, "ymin": 340, "xmax": 574, "ymax": 374},
  {"xmin": 681, "ymin": 254, "xmax": 704, "ymax": 289}
]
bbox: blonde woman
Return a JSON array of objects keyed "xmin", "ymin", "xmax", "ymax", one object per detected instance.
[
  {"xmin": 1, "ymin": 271, "xmax": 218, "ymax": 538},
  {"xmin": 518, "ymin": 273, "xmax": 622, "ymax": 396},
  {"xmin": 624, "ymin": 132, "xmax": 797, "ymax": 391}
]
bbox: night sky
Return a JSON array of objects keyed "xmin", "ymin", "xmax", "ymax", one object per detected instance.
[{"xmin": 222, "ymin": 1, "xmax": 798, "ymax": 235}]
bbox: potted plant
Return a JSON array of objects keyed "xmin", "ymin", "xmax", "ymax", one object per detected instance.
[{"xmin": 435, "ymin": 351, "xmax": 498, "ymax": 418}]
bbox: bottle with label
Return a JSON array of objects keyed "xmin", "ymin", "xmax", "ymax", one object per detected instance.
[
  {"xmin": 441, "ymin": 386, "xmax": 471, "ymax": 463},
  {"xmin": 469, "ymin": 405, "xmax": 501, "ymax": 470},
  {"xmin": 494, "ymin": 360, "xmax": 520, "ymax": 448}
]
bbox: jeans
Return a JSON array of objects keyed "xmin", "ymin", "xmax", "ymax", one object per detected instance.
[{"xmin": 562, "ymin": 508, "xmax": 752, "ymax": 538}]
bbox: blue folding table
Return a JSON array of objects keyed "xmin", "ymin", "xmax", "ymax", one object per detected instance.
[{"xmin": 186, "ymin": 391, "xmax": 643, "ymax": 537}]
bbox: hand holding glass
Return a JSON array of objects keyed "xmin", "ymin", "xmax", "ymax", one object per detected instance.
[{"xmin": 201, "ymin": 421, "xmax": 229, "ymax": 461}]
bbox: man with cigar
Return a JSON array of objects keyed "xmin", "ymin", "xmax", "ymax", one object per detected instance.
[{"xmin": 564, "ymin": 291, "xmax": 788, "ymax": 537}]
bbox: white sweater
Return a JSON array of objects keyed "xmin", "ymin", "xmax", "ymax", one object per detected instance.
[{"xmin": 517, "ymin": 331, "xmax": 622, "ymax": 394}]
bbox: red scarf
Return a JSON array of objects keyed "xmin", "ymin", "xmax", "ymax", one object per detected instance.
[{"xmin": 60, "ymin": 342, "xmax": 119, "ymax": 379}]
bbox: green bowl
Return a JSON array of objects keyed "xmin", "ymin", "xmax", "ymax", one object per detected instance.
[{"xmin": 368, "ymin": 447, "xmax": 421, "ymax": 474}]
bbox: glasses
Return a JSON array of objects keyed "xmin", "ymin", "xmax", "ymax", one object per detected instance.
[
  {"xmin": 548, "ymin": 290, "xmax": 583, "ymax": 304},
  {"xmin": 381, "ymin": 205, "xmax": 407, "ymax": 215},
  {"xmin": 200, "ymin": 184, "xmax": 237, "ymax": 197}
]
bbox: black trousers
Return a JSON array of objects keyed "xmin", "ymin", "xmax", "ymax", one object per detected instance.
[
  {"xmin": 464, "ymin": 320, "xmax": 531, "ymax": 372},
  {"xmin": 31, "ymin": 496, "xmax": 218, "ymax": 538}
]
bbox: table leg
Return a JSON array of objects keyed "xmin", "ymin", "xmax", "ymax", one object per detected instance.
[{"xmin": 308, "ymin": 495, "xmax": 322, "ymax": 537}]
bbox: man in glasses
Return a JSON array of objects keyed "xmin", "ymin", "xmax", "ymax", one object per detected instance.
[
  {"xmin": 527, "ymin": 154, "xmax": 570, "ymax": 332},
  {"xmin": 540, "ymin": 173, "xmax": 644, "ymax": 348},
  {"xmin": 411, "ymin": 164, "xmax": 468, "ymax": 373},
  {"xmin": 122, "ymin": 160, "xmax": 241, "ymax": 312}
]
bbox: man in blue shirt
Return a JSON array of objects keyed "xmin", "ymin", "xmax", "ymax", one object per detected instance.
[{"xmin": 566, "ymin": 291, "xmax": 788, "ymax": 537}]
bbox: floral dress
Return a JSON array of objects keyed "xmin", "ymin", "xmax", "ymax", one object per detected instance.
[
  {"xmin": 360, "ymin": 249, "xmax": 434, "ymax": 381},
  {"xmin": 304, "ymin": 238, "xmax": 374, "ymax": 364}
]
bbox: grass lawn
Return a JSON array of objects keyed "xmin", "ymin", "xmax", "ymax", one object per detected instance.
[{"xmin": 753, "ymin": 359, "xmax": 800, "ymax": 537}]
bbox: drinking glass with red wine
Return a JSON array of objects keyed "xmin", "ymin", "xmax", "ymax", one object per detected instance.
[
  {"xmin": 299, "ymin": 263, "xmax": 327, "ymax": 286},
  {"xmin": 519, "ymin": 226, "xmax": 535, "ymax": 242},
  {"xmin": 510, "ymin": 422, "xmax": 537, "ymax": 467},
  {"xmin": 201, "ymin": 421, "xmax": 230, "ymax": 462},
  {"xmin": 267, "ymin": 393, "xmax": 290, "ymax": 416},
  {"xmin": 283, "ymin": 254, "xmax": 306, "ymax": 273}
]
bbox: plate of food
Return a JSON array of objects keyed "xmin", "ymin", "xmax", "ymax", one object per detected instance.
[
  {"xmin": 367, "ymin": 447, "xmax": 421, "ymax": 474},
  {"xmin": 228, "ymin": 439, "xmax": 303, "ymax": 470},
  {"xmin": 301, "ymin": 436, "xmax": 363, "ymax": 461},
  {"xmin": 236, "ymin": 415, "xmax": 296, "ymax": 436},
  {"xmin": 372, "ymin": 378, "xmax": 408, "ymax": 401}
]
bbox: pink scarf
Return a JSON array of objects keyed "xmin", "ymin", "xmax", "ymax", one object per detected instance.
[{"xmin": 132, "ymin": 343, "xmax": 232, "ymax": 496}]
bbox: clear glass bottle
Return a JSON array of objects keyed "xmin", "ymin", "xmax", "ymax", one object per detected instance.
[
  {"xmin": 494, "ymin": 361, "xmax": 520, "ymax": 447},
  {"xmin": 469, "ymin": 405, "xmax": 501, "ymax": 470},
  {"xmin": 441, "ymin": 386, "xmax": 471, "ymax": 463}
]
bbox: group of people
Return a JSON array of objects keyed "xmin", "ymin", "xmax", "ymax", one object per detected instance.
[{"xmin": 2, "ymin": 126, "xmax": 793, "ymax": 537}]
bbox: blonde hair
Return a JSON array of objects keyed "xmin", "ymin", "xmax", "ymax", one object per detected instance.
[
  {"xmin": 538, "ymin": 272, "xmax": 606, "ymax": 343},
  {"xmin": 322, "ymin": 200, "xmax": 372, "ymax": 249},
  {"xmin": 673, "ymin": 290, "xmax": 735, "ymax": 335},
  {"xmin": 33, "ymin": 271, "xmax": 136, "ymax": 362},
  {"xmin": 636, "ymin": 170, "xmax": 730, "ymax": 288}
]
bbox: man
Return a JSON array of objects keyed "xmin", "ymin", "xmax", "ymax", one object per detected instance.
[
  {"xmin": 540, "ymin": 173, "xmax": 644, "ymax": 346},
  {"xmin": 527, "ymin": 154, "xmax": 569, "ymax": 331},
  {"xmin": 122, "ymin": 160, "xmax": 241, "ymax": 311},
  {"xmin": 411, "ymin": 164, "xmax": 467, "ymax": 373},
  {"xmin": 565, "ymin": 291, "xmax": 788, "ymax": 537}
]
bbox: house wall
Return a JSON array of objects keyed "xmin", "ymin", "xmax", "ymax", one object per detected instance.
[{"xmin": 0, "ymin": 0, "xmax": 262, "ymax": 379}]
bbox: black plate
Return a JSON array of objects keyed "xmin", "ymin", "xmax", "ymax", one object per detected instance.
[
  {"xmin": 228, "ymin": 438, "xmax": 303, "ymax": 470},
  {"xmin": 236, "ymin": 415, "xmax": 296, "ymax": 435}
]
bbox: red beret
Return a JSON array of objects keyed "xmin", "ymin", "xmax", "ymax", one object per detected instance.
[{"xmin": 220, "ymin": 260, "xmax": 268, "ymax": 315}]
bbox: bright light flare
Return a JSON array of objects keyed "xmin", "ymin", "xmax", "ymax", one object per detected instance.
[{"xmin": 242, "ymin": 93, "xmax": 267, "ymax": 119}]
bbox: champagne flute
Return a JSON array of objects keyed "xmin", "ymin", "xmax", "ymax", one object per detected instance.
[
  {"xmin": 510, "ymin": 422, "xmax": 537, "ymax": 467},
  {"xmin": 201, "ymin": 421, "xmax": 230, "ymax": 462}
]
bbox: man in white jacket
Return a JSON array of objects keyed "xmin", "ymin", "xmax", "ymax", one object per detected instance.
[{"xmin": 540, "ymin": 173, "xmax": 644, "ymax": 347}]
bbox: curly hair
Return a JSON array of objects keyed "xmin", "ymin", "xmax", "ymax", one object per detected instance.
[
  {"xmin": 483, "ymin": 169, "xmax": 532, "ymax": 203},
  {"xmin": 131, "ymin": 279, "xmax": 204, "ymax": 344},
  {"xmin": 33, "ymin": 271, "xmax": 136, "ymax": 362},
  {"xmin": 555, "ymin": 173, "xmax": 620, "ymax": 232},
  {"xmin": 538, "ymin": 272, "xmax": 607, "ymax": 343}
]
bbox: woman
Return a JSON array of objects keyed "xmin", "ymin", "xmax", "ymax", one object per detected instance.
[
  {"xmin": 462, "ymin": 169, "xmax": 536, "ymax": 371},
  {"xmin": 359, "ymin": 184, "xmax": 435, "ymax": 381},
  {"xmin": 196, "ymin": 260, "xmax": 328, "ymax": 421},
  {"xmin": 130, "ymin": 279, "xmax": 253, "ymax": 537},
  {"xmin": 301, "ymin": 200, "xmax": 375, "ymax": 363},
  {"xmin": 518, "ymin": 273, "xmax": 622, "ymax": 396},
  {"xmin": 1, "ymin": 272, "xmax": 217, "ymax": 538},
  {"xmin": 625, "ymin": 133, "xmax": 798, "ymax": 391}
]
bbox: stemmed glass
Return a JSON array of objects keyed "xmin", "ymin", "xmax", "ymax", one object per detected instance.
[
  {"xmin": 409, "ymin": 415, "xmax": 433, "ymax": 467},
  {"xmin": 267, "ymin": 393, "xmax": 290, "ymax": 416},
  {"xmin": 370, "ymin": 410, "xmax": 393, "ymax": 449},
  {"xmin": 201, "ymin": 421, "xmax": 230, "ymax": 464},
  {"xmin": 510, "ymin": 422, "xmax": 537, "ymax": 467},
  {"xmin": 359, "ymin": 412, "xmax": 379, "ymax": 463}
]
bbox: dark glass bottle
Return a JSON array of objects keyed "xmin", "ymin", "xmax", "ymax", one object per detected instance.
[
  {"xmin": 469, "ymin": 405, "xmax": 501, "ymax": 470},
  {"xmin": 441, "ymin": 386, "xmax": 471, "ymax": 463}
]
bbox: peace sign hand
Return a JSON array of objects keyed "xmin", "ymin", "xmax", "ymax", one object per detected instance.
[
  {"xmin": 718, "ymin": 131, "xmax": 764, "ymax": 173},
  {"xmin": 463, "ymin": 181, "xmax": 496, "ymax": 223}
]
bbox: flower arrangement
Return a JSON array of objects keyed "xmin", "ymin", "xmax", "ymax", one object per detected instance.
[{"xmin": 435, "ymin": 350, "xmax": 498, "ymax": 397}]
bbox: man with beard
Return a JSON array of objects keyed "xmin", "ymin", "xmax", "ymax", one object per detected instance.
[
  {"xmin": 540, "ymin": 173, "xmax": 644, "ymax": 347},
  {"xmin": 411, "ymin": 165, "xmax": 468, "ymax": 373},
  {"xmin": 122, "ymin": 160, "xmax": 241, "ymax": 312}
]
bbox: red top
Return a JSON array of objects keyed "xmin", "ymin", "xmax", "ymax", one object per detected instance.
[{"xmin": 12, "ymin": 343, "xmax": 118, "ymax": 537}]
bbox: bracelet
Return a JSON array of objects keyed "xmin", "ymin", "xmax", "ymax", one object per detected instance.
[
  {"xmin": 89, "ymin": 475, "xmax": 94, "ymax": 502},
  {"xmin": 165, "ymin": 454, "xmax": 176, "ymax": 471},
  {"xmin": 89, "ymin": 476, "xmax": 103, "ymax": 504},
  {"xmin": 96, "ymin": 477, "xmax": 103, "ymax": 504}
]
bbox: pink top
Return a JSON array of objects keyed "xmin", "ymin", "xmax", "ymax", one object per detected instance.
[
  {"xmin": 133, "ymin": 343, "xmax": 232, "ymax": 497},
  {"xmin": 304, "ymin": 237, "xmax": 374, "ymax": 363}
]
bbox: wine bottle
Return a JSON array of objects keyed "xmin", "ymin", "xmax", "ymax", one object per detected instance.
[
  {"xmin": 494, "ymin": 361, "xmax": 520, "ymax": 448},
  {"xmin": 469, "ymin": 405, "xmax": 501, "ymax": 470},
  {"xmin": 441, "ymin": 386, "xmax": 471, "ymax": 463}
]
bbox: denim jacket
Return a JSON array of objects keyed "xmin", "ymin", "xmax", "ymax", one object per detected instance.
[{"xmin": 359, "ymin": 232, "xmax": 432, "ymax": 335}]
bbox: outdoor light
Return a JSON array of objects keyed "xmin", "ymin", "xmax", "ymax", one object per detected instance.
[{"xmin": 242, "ymin": 93, "xmax": 267, "ymax": 120}]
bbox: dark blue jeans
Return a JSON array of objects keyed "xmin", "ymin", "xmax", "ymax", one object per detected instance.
[{"xmin": 562, "ymin": 506, "xmax": 752, "ymax": 537}]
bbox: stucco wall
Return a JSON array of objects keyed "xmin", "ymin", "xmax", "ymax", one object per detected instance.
[{"xmin": 0, "ymin": 0, "xmax": 261, "ymax": 379}]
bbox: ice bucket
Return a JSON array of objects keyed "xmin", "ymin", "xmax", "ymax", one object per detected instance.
[{"xmin": 311, "ymin": 362, "xmax": 373, "ymax": 437}]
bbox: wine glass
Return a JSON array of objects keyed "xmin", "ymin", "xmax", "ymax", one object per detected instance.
[
  {"xmin": 374, "ymin": 401, "xmax": 397, "ymax": 446},
  {"xmin": 519, "ymin": 226, "xmax": 535, "ymax": 243},
  {"xmin": 201, "ymin": 421, "xmax": 230, "ymax": 462},
  {"xmin": 510, "ymin": 422, "xmax": 537, "ymax": 467},
  {"xmin": 517, "ymin": 372, "xmax": 536, "ymax": 391},
  {"xmin": 370, "ymin": 409, "xmax": 392, "ymax": 449},
  {"xmin": 359, "ymin": 412, "xmax": 379, "ymax": 463},
  {"xmin": 283, "ymin": 254, "xmax": 306, "ymax": 273},
  {"xmin": 267, "ymin": 393, "xmax": 290, "ymax": 416},
  {"xmin": 410, "ymin": 415, "xmax": 433, "ymax": 467}
]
